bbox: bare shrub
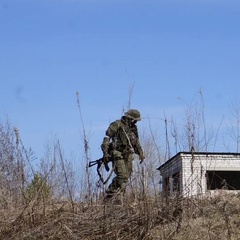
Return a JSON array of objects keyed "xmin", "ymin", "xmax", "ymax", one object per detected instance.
[
  {"xmin": 38, "ymin": 139, "xmax": 76, "ymax": 204},
  {"xmin": 0, "ymin": 120, "xmax": 35, "ymax": 209}
]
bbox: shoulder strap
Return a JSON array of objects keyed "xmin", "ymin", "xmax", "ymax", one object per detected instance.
[{"xmin": 106, "ymin": 119, "xmax": 124, "ymax": 137}]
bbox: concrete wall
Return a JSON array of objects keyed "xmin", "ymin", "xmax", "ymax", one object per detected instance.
[{"xmin": 159, "ymin": 152, "xmax": 240, "ymax": 197}]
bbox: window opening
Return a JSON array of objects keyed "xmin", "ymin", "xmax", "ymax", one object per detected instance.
[{"xmin": 206, "ymin": 171, "xmax": 240, "ymax": 190}]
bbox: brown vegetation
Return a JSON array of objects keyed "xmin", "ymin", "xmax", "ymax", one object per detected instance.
[
  {"xmin": 1, "ymin": 190, "xmax": 240, "ymax": 239},
  {"xmin": 1, "ymin": 92, "xmax": 240, "ymax": 239}
]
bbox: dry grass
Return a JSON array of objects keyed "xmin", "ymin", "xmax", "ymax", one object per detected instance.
[
  {"xmin": 1, "ymin": 192, "xmax": 240, "ymax": 240},
  {"xmin": 0, "ymin": 195, "xmax": 159, "ymax": 240}
]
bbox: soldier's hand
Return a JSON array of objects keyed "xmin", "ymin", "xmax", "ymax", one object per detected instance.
[
  {"xmin": 102, "ymin": 153, "xmax": 110, "ymax": 171},
  {"xmin": 103, "ymin": 152, "xmax": 110, "ymax": 162},
  {"xmin": 103, "ymin": 160, "xmax": 110, "ymax": 172}
]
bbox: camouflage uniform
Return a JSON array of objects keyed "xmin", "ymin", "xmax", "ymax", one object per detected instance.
[{"xmin": 101, "ymin": 109, "xmax": 145, "ymax": 195}]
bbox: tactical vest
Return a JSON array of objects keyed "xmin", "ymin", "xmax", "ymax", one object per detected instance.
[{"xmin": 106, "ymin": 119, "xmax": 138, "ymax": 153}]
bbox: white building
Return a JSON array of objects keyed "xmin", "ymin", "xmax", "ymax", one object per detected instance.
[{"xmin": 157, "ymin": 152, "xmax": 240, "ymax": 197}]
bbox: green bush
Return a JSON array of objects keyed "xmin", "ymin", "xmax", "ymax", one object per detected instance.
[{"xmin": 25, "ymin": 173, "xmax": 51, "ymax": 203}]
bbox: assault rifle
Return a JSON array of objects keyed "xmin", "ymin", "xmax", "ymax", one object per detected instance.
[{"xmin": 89, "ymin": 157, "xmax": 113, "ymax": 184}]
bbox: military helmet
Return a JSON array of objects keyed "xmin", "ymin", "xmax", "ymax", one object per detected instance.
[{"xmin": 124, "ymin": 109, "xmax": 141, "ymax": 121}]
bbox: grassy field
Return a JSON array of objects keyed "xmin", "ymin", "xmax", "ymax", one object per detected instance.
[{"xmin": 1, "ymin": 191, "xmax": 240, "ymax": 240}]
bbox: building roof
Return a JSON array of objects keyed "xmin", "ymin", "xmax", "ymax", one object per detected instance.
[{"xmin": 157, "ymin": 151, "xmax": 240, "ymax": 171}]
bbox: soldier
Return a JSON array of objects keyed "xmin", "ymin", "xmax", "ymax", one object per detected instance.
[{"xmin": 101, "ymin": 109, "xmax": 145, "ymax": 197}]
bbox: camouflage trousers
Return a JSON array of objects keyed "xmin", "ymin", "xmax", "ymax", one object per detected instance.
[{"xmin": 106, "ymin": 151, "xmax": 134, "ymax": 194}]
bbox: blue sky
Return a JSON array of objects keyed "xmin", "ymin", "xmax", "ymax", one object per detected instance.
[{"xmin": 0, "ymin": 0, "xmax": 240, "ymax": 162}]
